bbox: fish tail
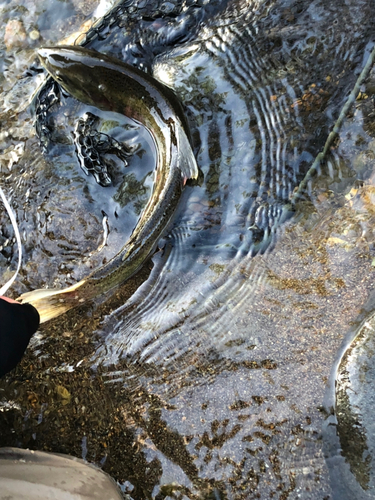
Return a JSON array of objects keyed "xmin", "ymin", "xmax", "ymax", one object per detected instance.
[{"xmin": 18, "ymin": 280, "xmax": 87, "ymax": 324}]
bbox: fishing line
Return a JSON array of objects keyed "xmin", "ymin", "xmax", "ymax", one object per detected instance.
[{"xmin": 0, "ymin": 185, "xmax": 22, "ymax": 296}]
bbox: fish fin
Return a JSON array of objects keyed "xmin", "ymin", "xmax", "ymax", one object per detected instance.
[
  {"xmin": 178, "ymin": 127, "xmax": 199, "ymax": 181},
  {"xmin": 18, "ymin": 280, "xmax": 86, "ymax": 324}
]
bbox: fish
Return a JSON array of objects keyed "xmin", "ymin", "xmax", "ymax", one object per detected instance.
[{"xmin": 19, "ymin": 46, "xmax": 198, "ymax": 323}]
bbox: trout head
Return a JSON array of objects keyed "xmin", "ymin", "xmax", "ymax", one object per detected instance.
[{"xmin": 38, "ymin": 46, "xmax": 111, "ymax": 109}]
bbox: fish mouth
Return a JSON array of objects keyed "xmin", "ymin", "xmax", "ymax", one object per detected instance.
[
  {"xmin": 37, "ymin": 47, "xmax": 58, "ymax": 78},
  {"xmin": 37, "ymin": 47, "xmax": 67, "ymax": 77},
  {"xmin": 37, "ymin": 47, "xmax": 75, "ymax": 93}
]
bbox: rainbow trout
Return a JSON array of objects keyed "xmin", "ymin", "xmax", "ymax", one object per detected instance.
[{"xmin": 20, "ymin": 46, "xmax": 198, "ymax": 322}]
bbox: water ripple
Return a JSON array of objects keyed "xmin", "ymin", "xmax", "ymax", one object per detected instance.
[{"xmin": 1, "ymin": 0, "xmax": 375, "ymax": 498}]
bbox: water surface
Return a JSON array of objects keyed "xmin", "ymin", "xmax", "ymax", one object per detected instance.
[{"xmin": 0, "ymin": 0, "xmax": 375, "ymax": 498}]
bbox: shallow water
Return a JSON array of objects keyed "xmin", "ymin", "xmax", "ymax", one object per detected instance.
[{"xmin": 1, "ymin": 0, "xmax": 375, "ymax": 498}]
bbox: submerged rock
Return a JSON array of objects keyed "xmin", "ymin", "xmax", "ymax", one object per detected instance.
[{"xmin": 4, "ymin": 20, "xmax": 27, "ymax": 50}]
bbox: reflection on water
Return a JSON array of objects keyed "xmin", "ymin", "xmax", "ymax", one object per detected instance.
[{"xmin": 1, "ymin": 0, "xmax": 375, "ymax": 498}]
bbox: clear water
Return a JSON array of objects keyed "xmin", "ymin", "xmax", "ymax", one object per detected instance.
[{"xmin": 0, "ymin": 0, "xmax": 375, "ymax": 498}]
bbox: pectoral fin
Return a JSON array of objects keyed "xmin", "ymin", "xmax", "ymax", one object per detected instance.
[{"xmin": 178, "ymin": 126, "xmax": 199, "ymax": 182}]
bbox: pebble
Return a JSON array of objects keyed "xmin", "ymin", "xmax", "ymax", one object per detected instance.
[
  {"xmin": 4, "ymin": 19, "xmax": 27, "ymax": 50},
  {"xmin": 189, "ymin": 203, "xmax": 203, "ymax": 212},
  {"xmin": 29, "ymin": 29, "xmax": 40, "ymax": 41},
  {"xmin": 72, "ymin": 0, "xmax": 99, "ymax": 16},
  {"xmin": 61, "ymin": 19, "xmax": 93, "ymax": 45}
]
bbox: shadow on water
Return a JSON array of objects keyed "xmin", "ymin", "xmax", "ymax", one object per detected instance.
[{"xmin": 1, "ymin": 0, "xmax": 375, "ymax": 498}]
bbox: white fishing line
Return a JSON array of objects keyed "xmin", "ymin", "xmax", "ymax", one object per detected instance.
[{"xmin": 0, "ymin": 185, "xmax": 22, "ymax": 296}]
